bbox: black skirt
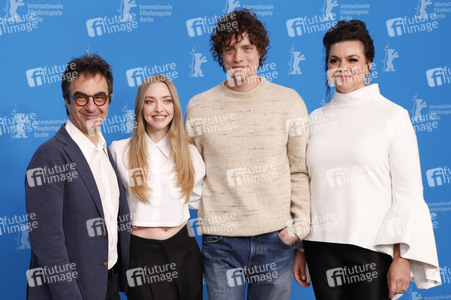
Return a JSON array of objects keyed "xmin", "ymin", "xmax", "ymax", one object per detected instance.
[{"xmin": 304, "ymin": 240, "xmax": 393, "ymax": 300}]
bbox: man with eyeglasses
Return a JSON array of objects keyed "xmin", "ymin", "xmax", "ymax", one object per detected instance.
[{"xmin": 25, "ymin": 53, "xmax": 131, "ymax": 300}]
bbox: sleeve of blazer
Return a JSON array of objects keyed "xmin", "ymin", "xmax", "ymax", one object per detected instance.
[{"xmin": 25, "ymin": 153, "xmax": 83, "ymax": 299}]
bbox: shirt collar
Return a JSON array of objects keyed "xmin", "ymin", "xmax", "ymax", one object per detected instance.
[
  {"xmin": 65, "ymin": 120, "xmax": 109, "ymax": 160},
  {"xmin": 145, "ymin": 132, "xmax": 171, "ymax": 158}
]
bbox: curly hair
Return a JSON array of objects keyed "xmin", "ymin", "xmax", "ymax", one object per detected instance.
[
  {"xmin": 323, "ymin": 20, "xmax": 375, "ymax": 101},
  {"xmin": 61, "ymin": 53, "xmax": 113, "ymax": 115},
  {"xmin": 210, "ymin": 9, "xmax": 270, "ymax": 71}
]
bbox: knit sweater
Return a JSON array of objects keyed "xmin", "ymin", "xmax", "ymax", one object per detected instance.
[
  {"xmin": 185, "ymin": 77, "xmax": 310, "ymax": 238},
  {"xmin": 305, "ymin": 84, "xmax": 441, "ymax": 289}
]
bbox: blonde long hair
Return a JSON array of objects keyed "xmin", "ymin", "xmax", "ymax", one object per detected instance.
[{"xmin": 127, "ymin": 74, "xmax": 195, "ymax": 203}]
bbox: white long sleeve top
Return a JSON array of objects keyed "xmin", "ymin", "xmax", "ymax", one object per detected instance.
[
  {"xmin": 109, "ymin": 133, "xmax": 205, "ymax": 227},
  {"xmin": 305, "ymin": 84, "xmax": 441, "ymax": 289}
]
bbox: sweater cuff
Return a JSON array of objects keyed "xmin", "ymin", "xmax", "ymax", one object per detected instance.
[{"xmin": 288, "ymin": 219, "xmax": 310, "ymax": 241}]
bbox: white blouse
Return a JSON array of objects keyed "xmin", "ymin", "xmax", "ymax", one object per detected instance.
[
  {"xmin": 305, "ymin": 84, "xmax": 441, "ymax": 289},
  {"xmin": 109, "ymin": 133, "xmax": 205, "ymax": 227}
]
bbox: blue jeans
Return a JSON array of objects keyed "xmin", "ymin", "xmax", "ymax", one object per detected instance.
[{"xmin": 202, "ymin": 231, "xmax": 294, "ymax": 300}]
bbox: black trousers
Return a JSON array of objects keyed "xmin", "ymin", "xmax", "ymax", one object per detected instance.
[
  {"xmin": 304, "ymin": 240, "xmax": 393, "ymax": 300},
  {"xmin": 127, "ymin": 225, "xmax": 203, "ymax": 300},
  {"xmin": 105, "ymin": 263, "xmax": 120, "ymax": 300}
]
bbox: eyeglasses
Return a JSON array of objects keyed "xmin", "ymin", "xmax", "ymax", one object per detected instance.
[{"xmin": 69, "ymin": 92, "xmax": 110, "ymax": 106}]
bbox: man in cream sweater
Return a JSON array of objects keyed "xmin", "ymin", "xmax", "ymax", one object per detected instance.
[{"xmin": 185, "ymin": 9, "xmax": 310, "ymax": 300}]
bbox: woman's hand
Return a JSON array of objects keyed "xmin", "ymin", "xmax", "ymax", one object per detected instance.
[
  {"xmin": 293, "ymin": 249, "xmax": 310, "ymax": 288},
  {"xmin": 388, "ymin": 244, "xmax": 410, "ymax": 299}
]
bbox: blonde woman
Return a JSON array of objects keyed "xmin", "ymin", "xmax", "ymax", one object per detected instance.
[{"xmin": 110, "ymin": 74, "xmax": 205, "ymax": 300}]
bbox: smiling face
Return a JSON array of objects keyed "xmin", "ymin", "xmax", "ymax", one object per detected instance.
[
  {"xmin": 65, "ymin": 73, "xmax": 110, "ymax": 143},
  {"xmin": 327, "ymin": 40, "xmax": 372, "ymax": 94},
  {"xmin": 222, "ymin": 33, "xmax": 261, "ymax": 91},
  {"xmin": 142, "ymin": 82, "xmax": 174, "ymax": 142}
]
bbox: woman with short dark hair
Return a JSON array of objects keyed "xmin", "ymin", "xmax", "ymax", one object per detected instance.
[{"xmin": 293, "ymin": 20, "xmax": 441, "ymax": 299}]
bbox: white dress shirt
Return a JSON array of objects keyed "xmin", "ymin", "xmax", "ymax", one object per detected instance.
[
  {"xmin": 305, "ymin": 84, "xmax": 441, "ymax": 289},
  {"xmin": 109, "ymin": 133, "xmax": 205, "ymax": 227},
  {"xmin": 66, "ymin": 120, "xmax": 119, "ymax": 270}
]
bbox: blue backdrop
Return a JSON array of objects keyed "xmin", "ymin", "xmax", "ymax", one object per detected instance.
[{"xmin": 1, "ymin": 0, "xmax": 450, "ymax": 299}]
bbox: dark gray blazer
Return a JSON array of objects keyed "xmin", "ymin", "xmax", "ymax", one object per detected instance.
[{"xmin": 25, "ymin": 125, "xmax": 130, "ymax": 300}]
